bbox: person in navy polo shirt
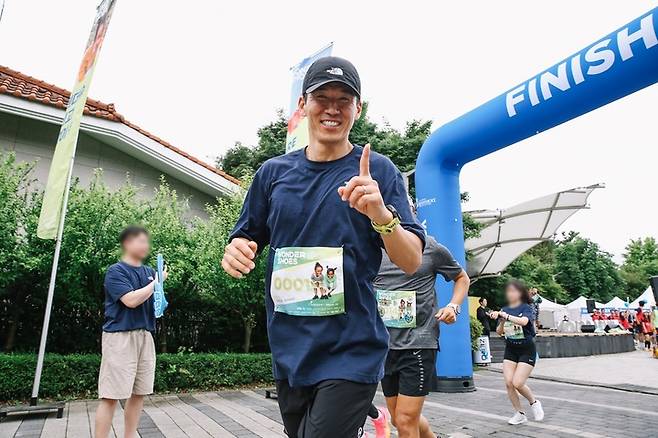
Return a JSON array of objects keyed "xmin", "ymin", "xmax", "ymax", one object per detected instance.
[
  {"xmin": 95, "ymin": 226, "xmax": 167, "ymax": 438},
  {"xmin": 222, "ymin": 57, "xmax": 425, "ymax": 438}
]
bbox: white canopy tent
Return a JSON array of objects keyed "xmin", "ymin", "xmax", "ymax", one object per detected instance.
[
  {"xmin": 565, "ymin": 296, "xmax": 604, "ymax": 322},
  {"xmin": 604, "ymin": 296, "xmax": 627, "ymax": 309},
  {"xmin": 465, "ymin": 184, "xmax": 603, "ymax": 280},
  {"xmin": 537, "ymin": 295, "xmax": 568, "ymax": 329},
  {"xmin": 629, "ymin": 287, "xmax": 656, "ymax": 308},
  {"xmin": 566, "ymin": 296, "xmax": 604, "ymax": 309},
  {"xmin": 538, "ymin": 296, "xmax": 564, "ymax": 310}
]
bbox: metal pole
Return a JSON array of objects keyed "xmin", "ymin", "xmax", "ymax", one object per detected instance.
[{"xmin": 30, "ymin": 155, "xmax": 76, "ymax": 406}]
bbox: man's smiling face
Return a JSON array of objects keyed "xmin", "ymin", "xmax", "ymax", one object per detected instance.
[{"xmin": 300, "ymin": 83, "xmax": 362, "ymax": 147}]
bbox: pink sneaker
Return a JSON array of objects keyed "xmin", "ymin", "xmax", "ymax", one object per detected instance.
[{"xmin": 370, "ymin": 407, "xmax": 391, "ymax": 438}]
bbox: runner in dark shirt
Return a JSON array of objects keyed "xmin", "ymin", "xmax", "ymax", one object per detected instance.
[{"xmin": 222, "ymin": 57, "xmax": 424, "ymax": 438}]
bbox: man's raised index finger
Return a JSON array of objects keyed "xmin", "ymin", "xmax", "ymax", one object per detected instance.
[{"xmin": 359, "ymin": 143, "xmax": 371, "ymax": 176}]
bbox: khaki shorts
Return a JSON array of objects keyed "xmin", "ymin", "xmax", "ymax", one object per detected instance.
[{"xmin": 98, "ymin": 329, "xmax": 156, "ymax": 400}]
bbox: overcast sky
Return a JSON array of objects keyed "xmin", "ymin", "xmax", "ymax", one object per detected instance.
[{"xmin": 1, "ymin": 1, "xmax": 656, "ymax": 261}]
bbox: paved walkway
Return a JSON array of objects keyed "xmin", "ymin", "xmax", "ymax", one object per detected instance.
[
  {"xmin": 2, "ymin": 368, "xmax": 656, "ymax": 438},
  {"xmin": 490, "ymin": 350, "xmax": 658, "ymax": 390}
]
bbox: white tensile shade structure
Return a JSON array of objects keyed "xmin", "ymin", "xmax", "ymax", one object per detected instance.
[
  {"xmin": 465, "ymin": 184, "xmax": 603, "ymax": 280},
  {"xmin": 629, "ymin": 287, "xmax": 656, "ymax": 308},
  {"xmin": 605, "ymin": 296, "xmax": 627, "ymax": 309}
]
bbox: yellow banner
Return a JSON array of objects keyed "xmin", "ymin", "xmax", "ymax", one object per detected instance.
[{"xmin": 37, "ymin": 0, "xmax": 117, "ymax": 239}]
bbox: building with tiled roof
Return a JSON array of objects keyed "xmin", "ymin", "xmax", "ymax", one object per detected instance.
[{"xmin": 0, "ymin": 65, "xmax": 239, "ymax": 218}]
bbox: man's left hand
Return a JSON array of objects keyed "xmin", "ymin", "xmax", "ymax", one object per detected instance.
[
  {"xmin": 337, "ymin": 144, "xmax": 392, "ymax": 225},
  {"xmin": 435, "ymin": 306, "xmax": 457, "ymax": 324}
]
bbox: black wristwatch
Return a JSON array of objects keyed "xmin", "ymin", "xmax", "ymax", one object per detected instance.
[{"xmin": 386, "ymin": 204, "xmax": 400, "ymax": 220}]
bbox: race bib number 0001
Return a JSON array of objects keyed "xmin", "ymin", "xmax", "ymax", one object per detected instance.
[
  {"xmin": 377, "ymin": 289, "xmax": 416, "ymax": 328},
  {"xmin": 271, "ymin": 247, "xmax": 344, "ymax": 316}
]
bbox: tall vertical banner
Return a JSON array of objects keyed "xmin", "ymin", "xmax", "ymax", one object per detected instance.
[
  {"xmin": 37, "ymin": 0, "xmax": 117, "ymax": 239},
  {"xmin": 285, "ymin": 43, "xmax": 333, "ymax": 153},
  {"xmin": 30, "ymin": 0, "xmax": 118, "ymax": 408}
]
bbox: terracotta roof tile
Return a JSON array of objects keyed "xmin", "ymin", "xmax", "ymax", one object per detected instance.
[{"xmin": 0, "ymin": 65, "xmax": 240, "ymax": 185}]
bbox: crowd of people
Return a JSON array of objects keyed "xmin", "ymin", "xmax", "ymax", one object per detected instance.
[
  {"xmin": 94, "ymin": 57, "xmax": 549, "ymax": 438},
  {"xmin": 590, "ymin": 303, "xmax": 658, "ymax": 351}
]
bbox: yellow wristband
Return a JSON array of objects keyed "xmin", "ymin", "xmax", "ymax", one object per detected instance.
[{"xmin": 371, "ymin": 216, "xmax": 400, "ymax": 235}]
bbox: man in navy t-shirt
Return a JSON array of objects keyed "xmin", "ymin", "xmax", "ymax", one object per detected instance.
[
  {"xmin": 222, "ymin": 57, "xmax": 425, "ymax": 438},
  {"xmin": 94, "ymin": 226, "xmax": 167, "ymax": 438}
]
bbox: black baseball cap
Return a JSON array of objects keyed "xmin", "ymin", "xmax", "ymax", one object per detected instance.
[{"xmin": 302, "ymin": 56, "xmax": 361, "ymax": 98}]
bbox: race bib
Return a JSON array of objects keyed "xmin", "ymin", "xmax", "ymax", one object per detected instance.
[
  {"xmin": 271, "ymin": 247, "xmax": 344, "ymax": 316},
  {"xmin": 503, "ymin": 320, "xmax": 525, "ymax": 340},
  {"xmin": 377, "ymin": 289, "xmax": 417, "ymax": 328}
]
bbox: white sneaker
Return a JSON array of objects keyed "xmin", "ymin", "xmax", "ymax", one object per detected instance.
[
  {"xmin": 530, "ymin": 400, "xmax": 544, "ymax": 421},
  {"xmin": 508, "ymin": 411, "xmax": 528, "ymax": 425}
]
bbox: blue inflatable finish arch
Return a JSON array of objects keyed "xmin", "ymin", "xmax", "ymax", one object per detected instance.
[{"xmin": 416, "ymin": 8, "xmax": 658, "ymax": 391}]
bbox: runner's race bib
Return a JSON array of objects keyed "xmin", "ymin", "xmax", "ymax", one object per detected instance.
[
  {"xmin": 377, "ymin": 289, "xmax": 417, "ymax": 328},
  {"xmin": 271, "ymin": 247, "xmax": 344, "ymax": 316},
  {"xmin": 503, "ymin": 320, "xmax": 525, "ymax": 340}
]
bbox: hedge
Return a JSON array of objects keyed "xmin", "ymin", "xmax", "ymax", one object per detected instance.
[{"xmin": 0, "ymin": 353, "xmax": 273, "ymax": 402}]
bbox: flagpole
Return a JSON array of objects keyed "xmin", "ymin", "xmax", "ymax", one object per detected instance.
[{"xmin": 30, "ymin": 154, "xmax": 76, "ymax": 406}]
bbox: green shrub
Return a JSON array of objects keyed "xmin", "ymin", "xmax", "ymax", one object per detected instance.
[
  {"xmin": 0, "ymin": 353, "xmax": 273, "ymax": 402},
  {"xmin": 469, "ymin": 316, "xmax": 483, "ymax": 351}
]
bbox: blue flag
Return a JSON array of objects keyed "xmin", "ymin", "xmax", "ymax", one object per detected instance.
[{"xmin": 154, "ymin": 253, "xmax": 168, "ymax": 318}]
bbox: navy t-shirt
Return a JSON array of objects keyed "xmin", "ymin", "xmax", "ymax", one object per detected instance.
[
  {"xmin": 501, "ymin": 303, "xmax": 536, "ymax": 345},
  {"xmin": 103, "ymin": 261, "xmax": 156, "ymax": 333},
  {"xmin": 230, "ymin": 145, "xmax": 425, "ymax": 387}
]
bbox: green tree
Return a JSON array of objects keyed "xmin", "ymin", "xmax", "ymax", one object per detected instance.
[
  {"xmin": 348, "ymin": 101, "xmax": 379, "ymax": 147},
  {"xmin": 554, "ymin": 232, "xmax": 625, "ymax": 303},
  {"xmin": 142, "ymin": 178, "xmax": 195, "ymax": 353},
  {"xmin": 217, "ymin": 110, "xmax": 288, "ymax": 177},
  {"xmin": 0, "ymin": 154, "xmax": 45, "ymax": 351},
  {"xmin": 253, "ymin": 110, "xmax": 288, "ymax": 169},
  {"xmin": 0, "ymin": 154, "xmax": 33, "ymax": 291},
  {"xmin": 215, "ymin": 142, "xmax": 255, "ymax": 179},
  {"xmin": 619, "ymin": 237, "xmax": 658, "ymax": 298},
  {"xmin": 189, "ymin": 185, "xmax": 267, "ymax": 353},
  {"xmin": 461, "ymin": 192, "xmax": 484, "ymax": 243}
]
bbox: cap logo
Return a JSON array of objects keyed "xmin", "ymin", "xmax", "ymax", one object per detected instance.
[{"xmin": 326, "ymin": 67, "xmax": 343, "ymax": 76}]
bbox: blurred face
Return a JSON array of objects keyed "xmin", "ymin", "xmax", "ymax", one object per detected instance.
[
  {"xmin": 315, "ymin": 266, "xmax": 323, "ymax": 276},
  {"xmin": 299, "ymin": 83, "xmax": 362, "ymax": 147},
  {"xmin": 481, "ymin": 299, "xmax": 487, "ymax": 307},
  {"xmin": 505, "ymin": 285, "xmax": 522, "ymax": 304},
  {"xmin": 122, "ymin": 233, "xmax": 150, "ymax": 261}
]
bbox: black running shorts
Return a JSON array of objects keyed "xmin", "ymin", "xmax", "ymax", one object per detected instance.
[
  {"xmin": 275, "ymin": 379, "xmax": 377, "ymax": 438},
  {"xmin": 503, "ymin": 341, "xmax": 537, "ymax": 366},
  {"xmin": 380, "ymin": 349, "xmax": 436, "ymax": 397}
]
